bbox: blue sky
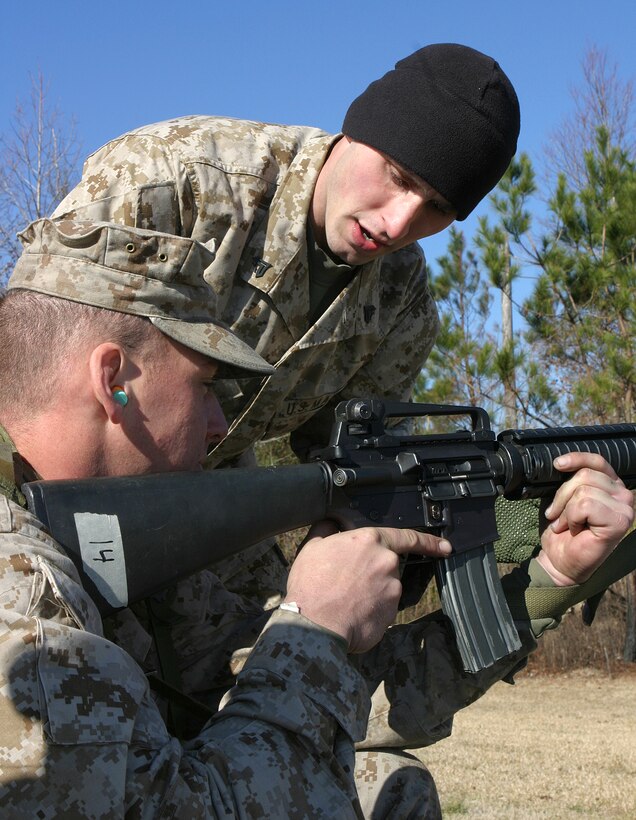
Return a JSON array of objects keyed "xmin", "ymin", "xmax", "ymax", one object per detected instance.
[{"xmin": 1, "ymin": 0, "xmax": 635, "ymax": 271}]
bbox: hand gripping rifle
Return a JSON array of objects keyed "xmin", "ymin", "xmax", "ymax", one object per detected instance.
[{"xmin": 23, "ymin": 399, "xmax": 636, "ymax": 673}]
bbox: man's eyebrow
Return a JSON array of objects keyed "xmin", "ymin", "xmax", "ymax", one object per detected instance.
[{"xmin": 397, "ymin": 163, "xmax": 452, "ymax": 205}]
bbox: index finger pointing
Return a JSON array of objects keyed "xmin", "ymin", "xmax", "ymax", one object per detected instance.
[{"xmin": 378, "ymin": 527, "xmax": 452, "ymax": 558}]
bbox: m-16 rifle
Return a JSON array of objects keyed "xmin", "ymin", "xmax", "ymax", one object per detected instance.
[{"xmin": 23, "ymin": 399, "xmax": 636, "ymax": 673}]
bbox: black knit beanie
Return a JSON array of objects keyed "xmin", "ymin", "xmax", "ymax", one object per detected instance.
[{"xmin": 342, "ymin": 43, "xmax": 520, "ymax": 220}]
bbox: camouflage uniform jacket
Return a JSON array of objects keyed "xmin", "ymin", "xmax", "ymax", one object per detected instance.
[
  {"xmin": 0, "ymin": 429, "xmax": 369, "ymax": 818},
  {"xmin": 52, "ymin": 115, "xmax": 440, "ymax": 465}
]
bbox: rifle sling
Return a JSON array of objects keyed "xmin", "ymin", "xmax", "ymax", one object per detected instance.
[
  {"xmin": 503, "ymin": 530, "xmax": 636, "ymax": 623},
  {"xmin": 145, "ymin": 597, "xmax": 214, "ymax": 737}
]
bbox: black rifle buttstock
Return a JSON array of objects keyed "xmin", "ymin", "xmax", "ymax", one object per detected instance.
[{"xmin": 24, "ymin": 463, "xmax": 331, "ymax": 616}]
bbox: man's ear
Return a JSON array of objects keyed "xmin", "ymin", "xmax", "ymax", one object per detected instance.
[{"xmin": 88, "ymin": 342, "xmax": 128, "ymax": 424}]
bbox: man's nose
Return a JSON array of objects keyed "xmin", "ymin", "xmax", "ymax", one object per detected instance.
[
  {"xmin": 383, "ymin": 198, "xmax": 422, "ymax": 241},
  {"xmin": 207, "ymin": 397, "xmax": 229, "ymax": 446}
]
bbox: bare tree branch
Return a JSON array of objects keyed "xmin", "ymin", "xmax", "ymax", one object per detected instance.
[
  {"xmin": 544, "ymin": 45, "xmax": 635, "ymax": 189},
  {"xmin": 0, "ymin": 70, "xmax": 81, "ymax": 285}
]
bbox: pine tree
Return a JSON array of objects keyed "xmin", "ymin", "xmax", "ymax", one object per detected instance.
[
  {"xmin": 523, "ymin": 128, "xmax": 636, "ymax": 424},
  {"xmin": 414, "ymin": 228, "xmax": 500, "ymax": 427}
]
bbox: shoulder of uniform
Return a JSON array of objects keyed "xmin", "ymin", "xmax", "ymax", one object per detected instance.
[{"xmin": 112, "ymin": 116, "xmax": 332, "ymax": 173}]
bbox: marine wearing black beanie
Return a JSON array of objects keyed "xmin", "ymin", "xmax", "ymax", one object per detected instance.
[{"xmin": 342, "ymin": 43, "xmax": 520, "ymax": 221}]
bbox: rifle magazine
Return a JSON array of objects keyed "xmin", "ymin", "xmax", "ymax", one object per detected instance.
[{"xmin": 436, "ymin": 543, "xmax": 521, "ymax": 673}]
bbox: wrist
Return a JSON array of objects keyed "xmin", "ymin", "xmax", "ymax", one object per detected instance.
[
  {"xmin": 278, "ymin": 599, "xmax": 350, "ymax": 651},
  {"xmin": 535, "ymin": 551, "xmax": 576, "ymax": 587},
  {"xmin": 281, "ymin": 596, "xmax": 352, "ymax": 648}
]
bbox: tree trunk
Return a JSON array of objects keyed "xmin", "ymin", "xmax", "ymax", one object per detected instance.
[{"xmin": 501, "ymin": 237, "xmax": 517, "ymax": 429}]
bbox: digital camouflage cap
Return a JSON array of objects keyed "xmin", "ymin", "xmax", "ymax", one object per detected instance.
[{"xmin": 8, "ymin": 219, "xmax": 275, "ymax": 377}]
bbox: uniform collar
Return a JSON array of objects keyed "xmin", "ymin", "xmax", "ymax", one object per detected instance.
[
  {"xmin": 243, "ymin": 133, "xmax": 337, "ymax": 332},
  {"xmin": 242, "ymin": 133, "xmax": 383, "ymax": 342},
  {"xmin": 0, "ymin": 423, "xmax": 38, "ymax": 507}
]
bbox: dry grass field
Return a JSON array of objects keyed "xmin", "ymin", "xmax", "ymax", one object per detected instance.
[{"xmin": 417, "ymin": 667, "xmax": 636, "ymax": 819}]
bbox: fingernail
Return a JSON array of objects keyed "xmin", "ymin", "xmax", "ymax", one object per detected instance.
[
  {"xmin": 439, "ymin": 539, "xmax": 452, "ymax": 554},
  {"xmin": 554, "ymin": 456, "xmax": 567, "ymax": 468},
  {"xmin": 544, "ymin": 503, "xmax": 553, "ymax": 517}
]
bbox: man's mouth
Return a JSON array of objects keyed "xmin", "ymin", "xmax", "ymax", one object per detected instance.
[{"xmin": 357, "ymin": 223, "xmax": 384, "ymax": 250}]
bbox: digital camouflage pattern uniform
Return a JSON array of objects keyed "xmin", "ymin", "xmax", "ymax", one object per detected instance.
[{"xmin": 0, "ymin": 423, "xmax": 458, "ymax": 818}]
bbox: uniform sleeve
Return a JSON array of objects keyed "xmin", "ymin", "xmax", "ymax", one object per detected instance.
[
  {"xmin": 0, "ymin": 499, "xmax": 368, "ymax": 818},
  {"xmin": 352, "ymin": 608, "xmax": 536, "ymax": 751}
]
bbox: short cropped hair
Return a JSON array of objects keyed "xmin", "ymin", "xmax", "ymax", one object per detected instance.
[{"xmin": 0, "ymin": 290, "xmax": 157, "ymax": 414}]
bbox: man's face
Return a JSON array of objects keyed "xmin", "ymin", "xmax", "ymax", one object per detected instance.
[
  {"xmin": 313, "ymin": 139, "xmax": 457, "ymax": 266},
  {"xmin": 115, "ymin": 333, "xmax": 228, "ymax": 475}
]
